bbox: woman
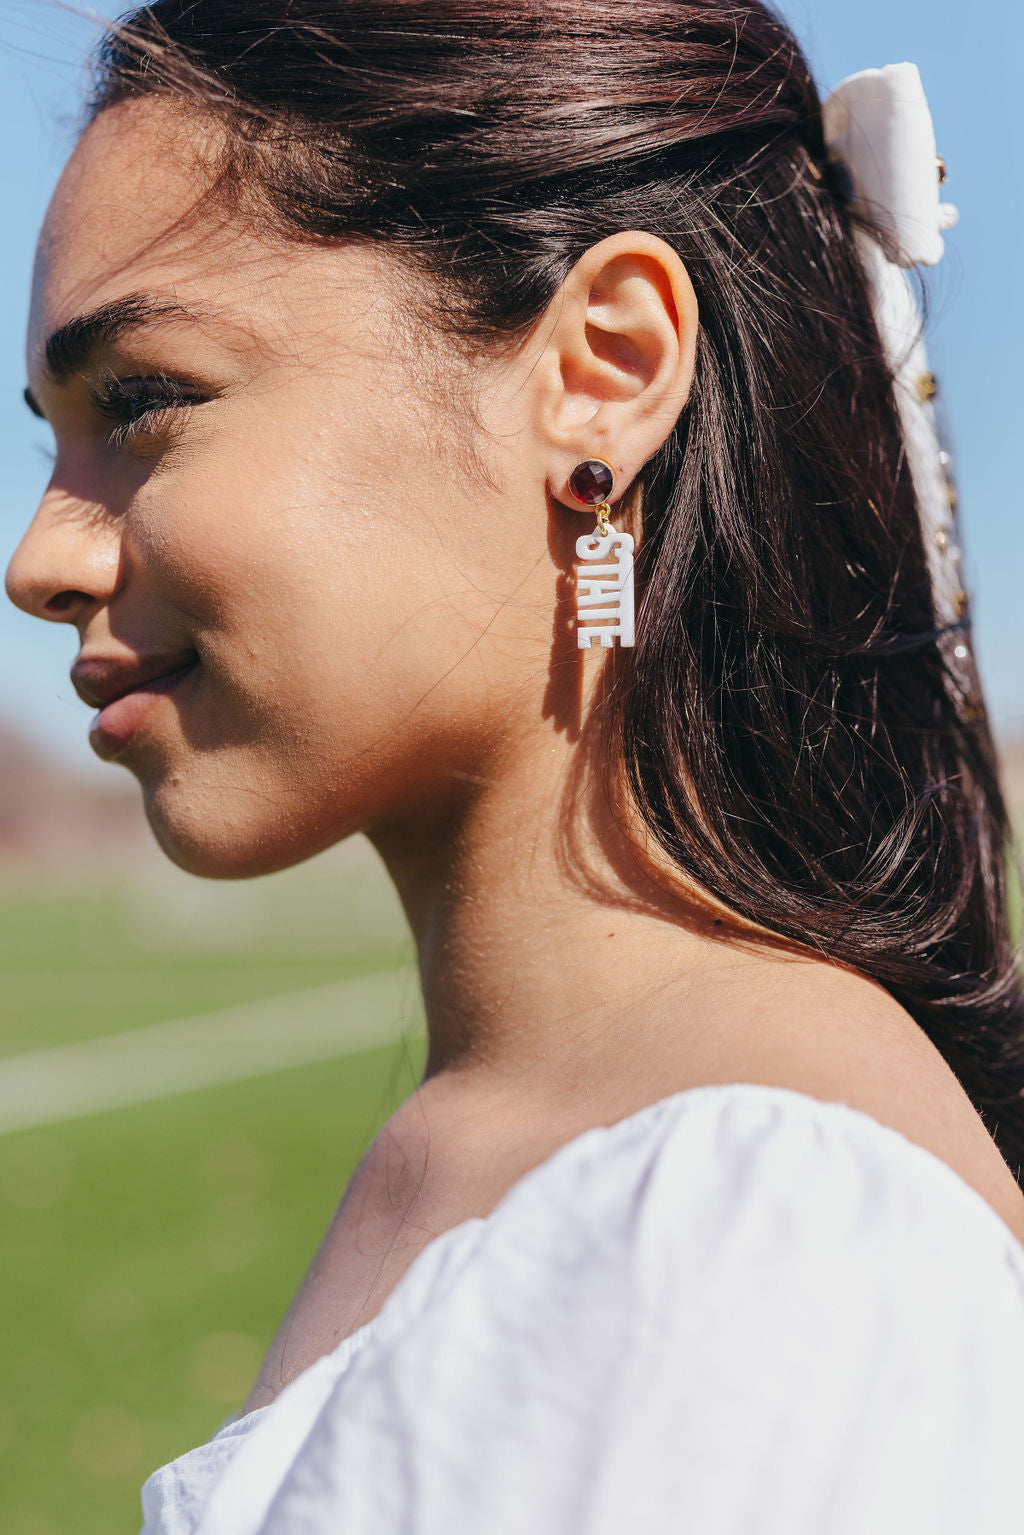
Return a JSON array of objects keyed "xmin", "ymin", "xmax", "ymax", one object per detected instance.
[{"xmin": 8, "ymin": 1, "xmax": 1024, "ymax": 1530}]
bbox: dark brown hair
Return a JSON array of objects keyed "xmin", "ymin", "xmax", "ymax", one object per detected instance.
[{"xmin": 90, "ymin": 0, "xmax": 1024, "ymax": 1174}]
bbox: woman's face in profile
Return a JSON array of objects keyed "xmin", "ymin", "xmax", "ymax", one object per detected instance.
[{"xmin": 8, "ymin": 100, "xmax": 552, "ymax": 877}]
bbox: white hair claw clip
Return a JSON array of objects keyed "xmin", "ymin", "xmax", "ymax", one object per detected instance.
[
  {"xmin": 823, "ymin": 62, "xmax": 959, "ymax": 267},
  {"xmin": 823, "ymin": 62, "xmax": 970, "ymax": 687}
]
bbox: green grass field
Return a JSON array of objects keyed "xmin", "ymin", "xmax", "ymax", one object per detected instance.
[{"xmin": 0, "ymin": 845, "xmax": 424, "ymax": 1535}]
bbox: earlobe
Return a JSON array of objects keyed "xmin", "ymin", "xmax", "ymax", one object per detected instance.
[{"xmin": 538, "ymin": 231, "xmax": 698, "ymax": 509}]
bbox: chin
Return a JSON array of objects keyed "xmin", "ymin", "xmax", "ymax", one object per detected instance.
[{"xmin": 139, "ymin": 774, "xmax": 355, "ymax": 881}]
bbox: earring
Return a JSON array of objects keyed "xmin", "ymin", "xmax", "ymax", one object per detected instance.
[{"xmin": 567, "ymin": 459, "xmax": 635, "ymax": 649}]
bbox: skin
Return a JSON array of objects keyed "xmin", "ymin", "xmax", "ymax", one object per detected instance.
[{"xmin": 8, "ymin": 100, "xmax": 1024, "ymax": 1411}]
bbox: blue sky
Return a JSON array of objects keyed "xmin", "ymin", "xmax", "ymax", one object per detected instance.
[{"xmin": 0, "ymin": 0, "xmax": 1020, "ymax": 781}]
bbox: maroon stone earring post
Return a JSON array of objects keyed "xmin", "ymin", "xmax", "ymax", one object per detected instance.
[{"xmin": 568, "ymin": 458, "xmax": 615, "ymax": 508}]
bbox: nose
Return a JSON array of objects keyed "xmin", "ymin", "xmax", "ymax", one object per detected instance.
[{"xmin": 5, "ymin": 484, "xmax": 122, "ymax": 627}]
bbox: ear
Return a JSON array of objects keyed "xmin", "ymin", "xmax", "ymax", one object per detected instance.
[{"xmin": 532, "ymin": 231, "xmax": 698, "ymax": 512}]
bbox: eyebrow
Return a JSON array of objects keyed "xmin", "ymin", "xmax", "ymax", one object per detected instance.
[{"xmin": 24, "ymin": 293, "xmax": 208, "ymax": 415}]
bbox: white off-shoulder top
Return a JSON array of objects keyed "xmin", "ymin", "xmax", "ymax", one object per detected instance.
[{"xmin": 140, "ymin": 1082, "xmax": 1024, "ymax": 1535}]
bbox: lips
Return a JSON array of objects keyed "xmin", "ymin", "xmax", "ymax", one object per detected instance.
[
  {"xmin": 71, "ymin": 651, "xmax": 198, "ymax": 711},
  {"xmin": 71, "ymin": 650, "xmax": 199, "ymax": 760}
]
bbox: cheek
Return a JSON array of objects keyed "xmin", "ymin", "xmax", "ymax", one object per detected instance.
[
  {"xmin": 126, "ymin": 399, "xmax": 519, "ymax": 871},
  {"xmin": 183, "ymin": 435, "xmax": 495, "ymax": 714}
]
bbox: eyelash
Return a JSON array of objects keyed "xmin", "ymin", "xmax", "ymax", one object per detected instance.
[{"xmin": 90, "ymin": 374, "xmax": 204, "ymax": 450}]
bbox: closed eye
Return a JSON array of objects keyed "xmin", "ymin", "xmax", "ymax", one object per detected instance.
[{"xmin": 89, "ymin": 373, "xmax": 208, "ymax": 451}]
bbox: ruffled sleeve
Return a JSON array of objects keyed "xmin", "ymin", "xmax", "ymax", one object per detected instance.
[{"xmin": 195, "ymin": 1084, "xmax": 1024, "ymax": 1535}]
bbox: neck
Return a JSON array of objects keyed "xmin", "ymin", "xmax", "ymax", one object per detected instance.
[{"xmin": 368, "ymin": 703, "xmax": 776, "ymax": 1116}]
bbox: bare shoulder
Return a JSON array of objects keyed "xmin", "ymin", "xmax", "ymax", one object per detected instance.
[{"xmin": 717, "ymin": 959, "xmax": 1024, "ymax": 1248}]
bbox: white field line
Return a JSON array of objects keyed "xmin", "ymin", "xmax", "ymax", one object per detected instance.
[{"xmin": 0, "ymin": 968, "xmax": 424, "ymax": 1136}]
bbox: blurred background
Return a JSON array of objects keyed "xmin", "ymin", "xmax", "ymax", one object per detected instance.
[{"xmin": 0, "ymin": 1, "xmax": 1020, "ymax": 1530}]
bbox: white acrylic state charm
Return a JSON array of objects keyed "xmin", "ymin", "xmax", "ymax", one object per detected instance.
[{"xmin": 575, "ymin": 527, "xmax": 635, "ymax": 649}]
